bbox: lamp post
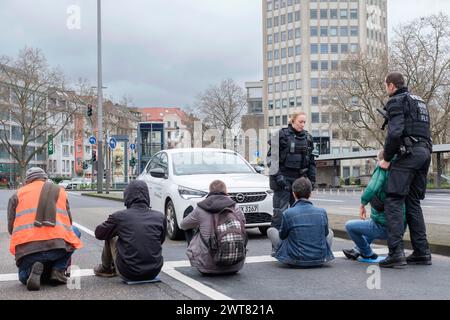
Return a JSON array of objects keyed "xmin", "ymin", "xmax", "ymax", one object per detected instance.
[{"xmin": 96, "ymin": 0, "xmax": 104, "ymax": 193}]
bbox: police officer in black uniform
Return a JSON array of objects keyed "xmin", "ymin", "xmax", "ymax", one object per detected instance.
[
  {"xmin": 267, "ymin": 112, "xmax": 316, "ymax": 230},
  {"xmin": 379, "ymin": 72, "xmax": 432, "ymax": 268}
]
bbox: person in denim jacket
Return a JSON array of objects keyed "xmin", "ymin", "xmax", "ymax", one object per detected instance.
[{"xmin": 267, "ymin": 177, "xmax": 334, "ymax": 267}]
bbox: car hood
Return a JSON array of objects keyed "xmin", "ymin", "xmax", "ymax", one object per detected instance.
[{"xmin": 172, "ymin": 173, "xmax": 270, "ymax": 192}]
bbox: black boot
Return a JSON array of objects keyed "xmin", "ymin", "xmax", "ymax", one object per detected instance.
[
  {"xmin": 49, "ymin": 269, "xmax": 68, "ymax": 285},
  {"xmin": 406, "ymin": 253, "xmax": 432, "ymax": 265},
  {"xmin": 342, "ymin": 249, "xmax": 360, "ymax": 260},
  {"xmin": 379, "ymin": 253, "xmax": 407, "ymax": 268},
  {"xmin": 27, "ymin": 262, "xmax": 44, "ymax": 291}
]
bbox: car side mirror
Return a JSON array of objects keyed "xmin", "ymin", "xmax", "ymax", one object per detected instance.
[
  {"xmin": 150, "ymin": 168, "xmax": 168, "ymax": 179},
  {"xmin": 255, "ymin": 166, "xmax": 264, "ymax": 174}
]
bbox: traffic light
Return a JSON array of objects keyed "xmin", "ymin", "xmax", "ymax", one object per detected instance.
[
  {"xmin": 87, "ymin": 104, "xmax": 93, "ymax": 117},
  {"xmin": 129, "ymin": 157, "xmax": 136, "ymax": 168},
  {"xmin": 91, "ymin": 150, "xmax": 96, "ymax": 163},
  {"xmin": 82, "ymin": 161, "xmax": 89, "ymax": 170}
]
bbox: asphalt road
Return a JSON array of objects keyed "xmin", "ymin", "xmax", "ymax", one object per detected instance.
[{"xmin": 1, "ymin": 189, "xmax": 450, "ymax": 300}]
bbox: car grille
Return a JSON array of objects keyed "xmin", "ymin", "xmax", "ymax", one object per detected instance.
[
  {"xmin": 244, "ymin": 212, "xmax": 272, "ymax": 224},
  {"xmin": 229, "ymin": 192, "xmax": 267, "ymax": 204}
]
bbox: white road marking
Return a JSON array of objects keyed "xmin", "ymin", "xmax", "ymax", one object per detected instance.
[
  {"xmin": 425, "ymin": 197, "xmax": 450, "ymax": 201},
  {"xmin": 72, "ymin": 222, "xmax": 96, "ymax": 237},
  {"xmin": 67, "ymin": 192, "xmax": 82, "ymax": 197},
  {"xmin": 310, "ymin": 198, "xmax": 345, "ymax": 203}
]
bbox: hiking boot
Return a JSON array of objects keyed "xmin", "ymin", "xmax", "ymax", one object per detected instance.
[
  {"xmin": 27, "ymin": 262, "xmax": 44, "ymax": 291},
  {"xmin": 406, "ymin": 253, "xmax": 432, "ymax": 265},
  {"xmin": 49, "ymin": 269, "xmax": 68, "ymax": 285},
  {"xmin": 94, "ymin": 264, "xmax": 117, "ymax": 277},
  {"xmin": 379, "ymin": 254, "xmax": 407, "ymax": 268}
]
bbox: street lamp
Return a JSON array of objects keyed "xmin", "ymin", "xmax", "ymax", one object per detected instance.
[{"xmin": 97, "ymin": 0, "xmax": 104, "ymax": 194}]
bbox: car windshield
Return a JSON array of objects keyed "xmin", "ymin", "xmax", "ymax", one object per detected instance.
[{"xmin": 172, "ymin": 151, "xmax": 254, "ymax": 176}]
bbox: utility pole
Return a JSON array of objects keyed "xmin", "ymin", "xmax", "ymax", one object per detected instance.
[{"xmin": 97, "ymin": 0, "xmax": 104, "ymax": 193}]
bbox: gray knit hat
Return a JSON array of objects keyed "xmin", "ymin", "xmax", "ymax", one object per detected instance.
[{"xmin": 25, "ymin": 167, "xmax": 48, "ymax": 184}]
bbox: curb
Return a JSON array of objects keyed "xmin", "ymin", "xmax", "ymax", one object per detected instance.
[
  {"xmin": 332, "ymin": 229, "xmax": 450, "ymax": 257},
  {"xmin": 81, "ymin": 193, "xmax": 124, "ymax": 202}
]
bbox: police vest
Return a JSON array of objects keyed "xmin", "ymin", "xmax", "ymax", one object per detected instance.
[
  {"xmin": 280, "ymin": 128, "xmax": 312, "ymax": 170},
  {"xmin": 403, "ymin": 93, "xmax": 431, "ymax": 141},
  {"xmin": 9, "ymin": 180, "xmax": 83, "ymax": 256}
]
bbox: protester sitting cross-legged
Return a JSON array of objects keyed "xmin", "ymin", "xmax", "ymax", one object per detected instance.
[
  {"xmin": 343, "ymin": 150, "xmax": 406, "ymax": 261},
  {"xmin": 180, "ymin": 180, "xmax": 247, "ymax": 275},
  {"xmin": 94, "ymin": 180, "xmax": 166, "ymax": 282},
  {"xmin": 267, "ymin": 177, "xmax": 334, "ymax": 268}
]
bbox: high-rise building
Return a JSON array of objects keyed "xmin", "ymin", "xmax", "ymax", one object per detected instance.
[{"xmin": 262, "ymin": 0, "xmax": 387, "ymax": 156}]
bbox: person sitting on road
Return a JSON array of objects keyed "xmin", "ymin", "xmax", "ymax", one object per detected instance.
[
  {"xmin": 343, "ymin": 150, "xmax": 406, "ymax": 261},
  {"xmin": 180, "ymin": 180, "xmax": 247, "ymax": 275},
  {"xmin": 94, "ymin": 180, "xmax": 166, "ymax": 282},
  {"xmin": 267, "ymin": 177, "xmax": 334, "ymax": 268},
  {"xmin": 7, "ymin": 167, "xmax": 83, "ymax": 291}
]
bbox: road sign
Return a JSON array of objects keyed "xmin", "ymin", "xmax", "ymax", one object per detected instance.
[
  {"xmin": 48, "ymin": 134, "xmax": 54, "ymax": 155},
  {"xmin": 89, "ymin": 136, "xmax": 97, "ymax": 145},
  {"xmin": 109, "ymin": 137, "xmax": 117, "ymax": 150},
  {"xmin": 130, "ymin": 143, "xmax": 136, "ymax": 150}
]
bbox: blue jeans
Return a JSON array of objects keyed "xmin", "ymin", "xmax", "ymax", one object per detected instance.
[
  {"xmin": 345, "ymin": 220, "xmax": 387, "ymax": 257},
  {"xmin": 18, "ymin": 226, "xmax": 81, "ymax": 285}
]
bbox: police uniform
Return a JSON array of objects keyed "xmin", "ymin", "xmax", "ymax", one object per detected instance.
[
  {"xmin": 383, "ymin": 87, "xmax": 432, "ymax": 259},
  {"xmin": 267, "ymin": 124, "xmax": 316, "ymax": 230}
]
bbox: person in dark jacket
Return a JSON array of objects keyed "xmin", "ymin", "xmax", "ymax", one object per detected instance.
[
  {"xmin": 180, "ymin": 180, "xmax": 247, "ymax": 275},
  {"xmin": 343, "ymin": 150, "xmax": 406, "ymax": 261},
  {"xmin": 94, "ymin": 180, "xmax": 166, "ymax": 281}
]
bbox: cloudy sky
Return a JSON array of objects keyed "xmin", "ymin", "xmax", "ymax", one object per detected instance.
[{"xmin": 1, "ymin": 0, "xmax": 449, "ymax": 108}]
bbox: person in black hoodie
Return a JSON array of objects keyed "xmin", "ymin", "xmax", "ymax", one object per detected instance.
[{"xmin": 94, "ymin": 180, "xmax": 166, "ymax": 281}]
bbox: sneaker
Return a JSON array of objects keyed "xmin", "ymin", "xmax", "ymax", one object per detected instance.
[
  {"xmin": 94, "ymin": 264, "xmax": 117, "ymax": 277},
  {"xmin": 361, "ymin": 253, "xmax": 378, "ymax": 260},
  {"xmin": 27, "ymin": 262, "xmax": 44, "ymax": 291},
  {"xmin": 342, "ymin": 249, "xmax": 360, "ymax": 260},
  {"xmin": 49, "ymin": 269, "xmax": 68, "ymax": 285}
]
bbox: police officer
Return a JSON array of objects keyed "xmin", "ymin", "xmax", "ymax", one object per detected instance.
[
  {"xmin": 379, "ymin": 72, "xmax": 432, "ymax": 268},
  {"xmin": 267, "ymin": 112, "xmax": 316, "ymax": 230}
]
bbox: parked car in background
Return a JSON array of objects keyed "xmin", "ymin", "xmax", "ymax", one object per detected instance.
[
  {"xmin": 65, "ymin": 178, "xmax": 91, "ymax": 190},
  {"xmin": 58, "ymin": 180, "xmax": 72, "ymax": 189},
  {"xmin": 138, "ymin": 148, "xmax": 274, "ymax": 240}
]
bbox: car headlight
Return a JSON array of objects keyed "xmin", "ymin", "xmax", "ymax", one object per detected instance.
[
  {"xmin": 266, "ymin": 190, "xmax": 274, "ymax": 196},
  {"xmin": 178, "ymin": 186, "xmax": 208, "ymax": 200}
]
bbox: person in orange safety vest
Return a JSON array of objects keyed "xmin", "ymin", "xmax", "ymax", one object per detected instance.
[{"xmin": 7, "ymin": 167, "xmax": 83, "ymax": 291}]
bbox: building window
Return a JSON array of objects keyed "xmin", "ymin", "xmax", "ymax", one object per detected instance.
[
  {"xmin": 269, "ymin": 117, "xmax": 274, "ymax": 127},
  {"xmin": 320, "ymin": 26, "xmax": 328, "ymax": 37},
  {"xmin": 282, "ymin": 115, "xmax": 288, "ymax": 125},
  {"xmin": 310, "ymin": 9, "xmax": 318, "ymax": 19},
  {"xmin": 275, "ymin": 116, "xmax": 281, "ymax": 126},
  {"xmin": 311, "ymin": 96, "xmax": 319, "ymax": 105},
  {"xmin": 350, "ymin": 9, "xmax": 358, "ymax": 19},
  {"xmin": 311, "ymin": 113, "xmax": 320, "ymax": 123},
  {"xmin": 311, "ymin": 61, "xmax": 319, "ymax": 71},
  {"xmin": 311, "ymin": 78, "xmax": 319, "ymax": 89},
  {"xmin": 268, "ymin": 100, "xmax": 274, "ymax": 110},
  {"xmin": 311, "ymin": 44, "xmax": 318, "ymax": 54},
  {"xmin": 310, "ymin": 27, "xmax": 318, "ymax": 37}
]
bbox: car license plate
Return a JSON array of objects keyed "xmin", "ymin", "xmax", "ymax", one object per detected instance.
[{"xmin": 239, "ymin": 205, "xmax": 258, "ymax": 214}]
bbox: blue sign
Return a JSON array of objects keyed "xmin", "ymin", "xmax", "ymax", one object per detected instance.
[
  {"xmin": 255, "ymin": 151, "xmax": 260, "ymax": 157},
  {"xmin": 109, "ymin": 137, "xmax": 117, "ymax": 150},
  {"xmin": 89, "ymin": 136, "xmax": 97, "ymax": 145},
  {"xmin": 130, "ymin": 143, "xmax": 136, "ymax": 150}
]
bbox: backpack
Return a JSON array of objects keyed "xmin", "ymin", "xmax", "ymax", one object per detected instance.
[{"xmin": 203, "ymin": 207, "xmax": 248, "ymax": 266}]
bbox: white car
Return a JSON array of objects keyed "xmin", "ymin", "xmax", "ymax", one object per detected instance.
[
  {"xmin": 58, "ymin": 180, "xmax": 72, "ymax": 189},
  {"xmin": 138, "ymin": 148, "xmax": 273, "ymax": 240}
]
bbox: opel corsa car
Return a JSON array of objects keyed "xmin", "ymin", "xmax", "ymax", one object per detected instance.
[{"xmin": 137, "ymin": 148, "xmax": 273, "ymax": 240}]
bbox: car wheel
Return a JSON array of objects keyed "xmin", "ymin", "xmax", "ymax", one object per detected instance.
[
  {"xmin": 165, "ymin": 200, "xmax": 184, "ymax": 240},
  {"xmin": 259, "ymin": 226, "xmax": 269, "ymax": 236}
]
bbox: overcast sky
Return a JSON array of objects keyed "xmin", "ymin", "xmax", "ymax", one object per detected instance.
[{"xmin": 1, "ymin": 0, "xmax": 449, "ymax": 109}]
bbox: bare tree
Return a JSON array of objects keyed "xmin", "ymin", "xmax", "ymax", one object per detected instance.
[
  {"xmin": 194, "ymin": 79, "xmax": 247, "ymax": 149},
  {"xmin": 391, "ymin": 13, "xmax": 450, "ymax": 145},
  {"xmin": 329, "ymin": 13, "xmax": 450, "ymax": 149},
  {"xmin": 328, "ymin": 52, "xmax": 389, "ymax": 150},
  {"xmin": 0, "ymin": 48, "xmax": 86, "ymax": 182}
]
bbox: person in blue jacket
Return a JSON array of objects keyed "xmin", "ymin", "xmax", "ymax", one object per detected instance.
[{"xmin": 343, "ymin": 150, "xmax": 406, "ymax": 260}]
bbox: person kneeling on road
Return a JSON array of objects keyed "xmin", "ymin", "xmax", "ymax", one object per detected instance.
[
  {"xmin": 343, "ymin": 150, "xmax": 406, "ymax": 261},
  {"xmin": 267, "ymin": 177, "xmax": 334, "ymax": 268},
  {"xmin": 94, "ymin": 180, "xmax": 166, "ymax": 282},
  {"xmin": 8, "ymin": 167, "xmax": 83, "ymax": 291},
  {"xmin": 180, "ymin": 180, "xmax": 247, "ymax": 275}
]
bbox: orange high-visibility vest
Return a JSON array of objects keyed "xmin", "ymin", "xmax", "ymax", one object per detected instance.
[{"xmin": 10, "ymin": 180, "xmax": 83, "ymax": 255}]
